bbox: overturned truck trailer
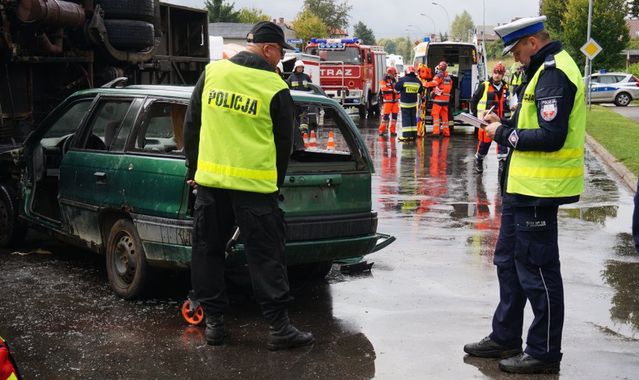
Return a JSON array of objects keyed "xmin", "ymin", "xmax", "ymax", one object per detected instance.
[{"xmin": 0, "ymin": 0, "xmax": 209, "ymax": 145}]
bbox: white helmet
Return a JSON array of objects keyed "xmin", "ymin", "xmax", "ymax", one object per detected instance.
[
  {"xmin": 293, "ymin": 60, "xmax": 305, "ymax": 70},
  {"xmin": 276, "ymin": 61, "xmax": 284, "ymax": 72}
]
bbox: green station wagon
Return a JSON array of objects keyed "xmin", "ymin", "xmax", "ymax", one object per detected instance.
[{"xmin": 0, "ymin": 85, "xmax": 394, "ymax": 298}]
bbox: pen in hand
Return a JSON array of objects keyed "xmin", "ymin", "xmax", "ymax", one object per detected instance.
[{"xmin": 483, "ymin": 105, "xmax": 496, "ymax": 121}]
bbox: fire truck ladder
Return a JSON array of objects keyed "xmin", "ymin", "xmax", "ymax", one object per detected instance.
[{"xmin": 319, "ymin": 60, "xmax": 349, "ymax": 105}]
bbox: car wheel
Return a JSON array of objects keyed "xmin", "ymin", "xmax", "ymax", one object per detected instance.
[
  {"xmin": 614, "ymin": 92, "xmax": 631, "ymax": 107},
  {"xmin": 0, "ymin": 183, "xmax": 27, "ymax": 248},
  {"xmin": 96, "ymin": 0, "xmax": 155, "ymax": 22},
  {"xmin": 106, "ymin": 219, "xmax": 148, "ymax": 299},
  {"xmin": 104, "ymin": 20, "xmax": 155, "ymax": 51}
]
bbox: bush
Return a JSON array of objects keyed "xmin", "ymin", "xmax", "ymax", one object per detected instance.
[{"xmin": 627, "ymin": 63, "xmax": 639, "ymax": 78}]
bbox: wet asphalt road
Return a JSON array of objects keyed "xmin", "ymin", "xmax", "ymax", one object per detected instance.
[{"xmin": 1, "ymin": 117, "xmax": 639, "ymax": 379}]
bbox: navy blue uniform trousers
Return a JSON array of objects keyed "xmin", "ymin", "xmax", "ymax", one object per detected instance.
[
  {"xmin": 401, "ymin": 107, "xmax": 417, "ymax": 139},
  {"xmin": 489, "ymin": 203, "xmax": 564, "ymax": 362}
]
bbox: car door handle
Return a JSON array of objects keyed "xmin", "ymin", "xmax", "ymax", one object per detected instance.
[{"xmin": 94, "ymin": 171, "xmax": 107, "ymax": 184}]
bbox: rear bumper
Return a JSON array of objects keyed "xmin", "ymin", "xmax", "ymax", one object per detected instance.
[
  {"xmin": 144, "ymin": 232, "xmax": 395, "ymax": 268},
  {"xmin": 140, "ymin": 212, "xmax": 394, "ymax": 268},
  {"xmin": 226, "ymin": 232, "xmax": 395, "ymax": 266}
]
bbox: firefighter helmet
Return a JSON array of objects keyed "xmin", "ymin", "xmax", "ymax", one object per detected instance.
[
  {"xmin": 387, "ymin": 66, "xmax": 397, "ymax": 76},
  {"xmin": 438, "ymin": 61, "xmax": 447, "ymax": 71},
  {"xmin": 493, "ymin": 62, "xmax": 505, "ymax": 74},
  {"xmin": 293, "ymin": 60, "xmax": 305, "ymax": 71},
  {"xmin": 405, "ymin": 66, "xmax": 415, "ymax": 74},
  {"xmin": 276, "ymin": 61, "xmax": 284, "ymax": 73}
]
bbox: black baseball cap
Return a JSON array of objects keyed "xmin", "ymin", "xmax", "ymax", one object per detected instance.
[{"xmin": 246, "ymin": 21, "xmax": 294, "ymax": 50}]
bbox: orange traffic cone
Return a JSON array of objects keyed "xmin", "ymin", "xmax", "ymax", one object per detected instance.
[
  {"xmin": 309, "ymin": 130, "xmax": 317, "ymax": 148},
  {"xmin": 303, "ymin": 132, "xmax": 309, "ymax": 148},
  {"xmin": 326, "ymin": 131, "xmax": 335, "ymax": 151}
]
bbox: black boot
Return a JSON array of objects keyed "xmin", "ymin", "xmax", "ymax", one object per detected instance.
[
  {"xmin": 267, "ymin": 314, "xmax": 314, "ymax": 351},
  {"xmin": 205, "ymin": 314, "xmax": 225, "ymax": 346},
  {"xmin": 474, "ymin": 155, "xmax": 484, "ymax": 173},
  {"xmin": 463, "ymin": 336, "xmax": 522, "ymax": 358},
  {"xmin": 499, "ymin": 353, "xmax": 560, "ymax": 374}
]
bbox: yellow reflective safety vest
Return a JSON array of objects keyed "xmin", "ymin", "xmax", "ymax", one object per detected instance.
[
  {"xmin": 477, "ymin": 80, "xmax": 510, "ymax": 118},
  {"xmin": 507, "ymin": 50, "xmax": 586, "ymax": 198},
  {"xmin": 196, "ymin": 59, "xmax": 288, "ymax": 193},
  {"xmin": 510, "ymin": 71, "xmax": 523, "ymax": 87}
]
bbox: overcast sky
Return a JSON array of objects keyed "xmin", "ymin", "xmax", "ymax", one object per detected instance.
[{"xmin": 168, "ymin": 0, "xmax": 540, "ymax": 38}]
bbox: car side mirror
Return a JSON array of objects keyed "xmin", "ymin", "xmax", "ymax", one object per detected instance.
[{"xmin": 367, "ymin": 52, "xmax": 372, "ymax": 64}]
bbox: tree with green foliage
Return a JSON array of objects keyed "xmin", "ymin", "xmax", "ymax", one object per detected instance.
[
  {"xmin": 562, "ymin": 0, "xmax": 629, "ymax": 71},
  {"xmin": 378, "ymin": 38, "xmax": 397, "ymax": 54},
  {"xmin": 237, "ymin": 8, "xmax": 270, "ymax": 24},
  {"xmin": 205, "ymin": 0, "xmax": 239, "ymax": 22},
  {"xmin": 303, "ymin": 0, "xmax": 352, "ymax": 33},
  {"xmin": 540, "ymin": 0, "xmax": 567, "ymax": 39},
  {"xmin": 353, "ymin": 21, "xmax": 375, "ymax": 45},
  {"xmin": 628, "ymin": 0, "xmax": 639, "ymax": 18},
  {"xmin": 377, "ymin": 37, "xmax": 413, "ymax": 62},
  {"xmin": 450, "ymin": 11, "xmax": 474, "ymax": 42},
  {"xmin": 484, "ymin": 40, "xmax": 503, "ymax": 59},
  {"xmin": 395, "ymin": 37, "xmax": 414, "ymax": 63},
  {"xmin": 292, "ymin": 10, "xmax": 328, "ymax": 44}
]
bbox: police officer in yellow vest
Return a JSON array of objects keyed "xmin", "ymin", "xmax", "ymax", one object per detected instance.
[
  {"xmin": 463, "ymin": 16, "xmax": 585, "ymax": 374},
  {"xmin": 183, "ymin": 21, "xmax": 314, "ymax": 350}
]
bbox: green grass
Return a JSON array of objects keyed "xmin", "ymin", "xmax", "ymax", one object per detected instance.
[{"xmin": 587, "ymin": 105, "xmax": 639, "ymax": 175}]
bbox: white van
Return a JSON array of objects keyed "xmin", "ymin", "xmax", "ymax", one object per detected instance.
[
  {"xmin": 386, "ymin": 54, "xmax": 405, "ymax": 76},
  {"xmin": 413, "ymin": 40, "xmax": 488, "ymax": 127}
]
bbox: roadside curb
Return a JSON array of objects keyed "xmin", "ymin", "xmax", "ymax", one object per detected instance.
[{"xmin": 586, "ymin": 134, "xmax": 637, "ymax": 192}]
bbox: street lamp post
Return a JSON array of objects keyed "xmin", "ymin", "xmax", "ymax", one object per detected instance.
[
  {"xmin": 432, "ymin": 2, "xmax": 450, "ymax": 40},
  {"xmin": 419, "ymin": 12, "xmax": 437, "ymax": 36},
  {"xmin": 407, "ymin": 24, "xmax": 425, "ymax": 36},
  {"xmin": 482, "ymin": 0, "xmax": 485, "ymax": 45}
]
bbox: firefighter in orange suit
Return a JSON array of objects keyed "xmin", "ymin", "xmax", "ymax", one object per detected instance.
[
  {"xmin": 417, "ymin": 63, "xmax": 433, "ymax": 137},
  {"xmin": 426, "ymin": 61, "xmax": 453, "ymax": 137},
  {"xmin": 379, "ymin": 66, "xmax": 400, "ymax": 137}
]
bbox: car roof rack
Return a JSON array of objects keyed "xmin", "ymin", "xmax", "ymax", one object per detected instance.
[{"xmin": 101, "ymin": 77, "xmax": 129, "ymax": 88}]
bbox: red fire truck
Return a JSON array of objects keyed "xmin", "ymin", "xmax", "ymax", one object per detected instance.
[{"xmin": 305, "ymin": 38, "xmax": 386, "ymax": 118}]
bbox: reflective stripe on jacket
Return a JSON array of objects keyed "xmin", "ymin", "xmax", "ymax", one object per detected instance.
[
  {"xmin": 196, "ymin": 59, "xmax": 288, "ymax": 193},
  {"xmin": 508, "ymin": 50, "xmax": 586, "ymax": 198},
  {"xmin": 395, "ymin": 74, "xmax": 423, "ymax": 108},
  {"xmin": 380, "ymin": 76, "xmax": 399, "ymax": 103},
  {"xmin": 429, "ymin": 72, "xmax": 452, "ymax": 104},
  {"xmin": 477, "ymin": 80, "xmax": 510, "ymax": 118}
]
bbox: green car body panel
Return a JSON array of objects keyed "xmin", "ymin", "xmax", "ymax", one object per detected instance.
[{"xmin": 12, "ymin": 86, "xmax": 392, "ymax": 271}]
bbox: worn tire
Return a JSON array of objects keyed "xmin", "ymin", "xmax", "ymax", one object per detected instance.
[
  {"xmin": 106, "ymin": 219, "xmax": 148, "ymax": 299},
  {"xmin": 614, "ymin": 92, "xmax": 632, "ymax": 107},
  {"xmin": 104, "ymin": 19, "xmax": 155, "ymax": 51},
  {"xmin": 0, "ymin": 183, "xmax": 26, "ymax": 248},
  {"xmin": 96, "ymin": 0, "xmax": 155, "ymax": 22}
]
